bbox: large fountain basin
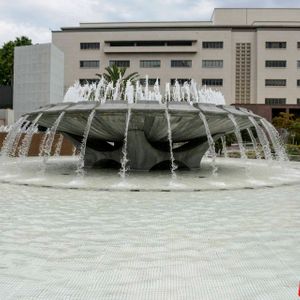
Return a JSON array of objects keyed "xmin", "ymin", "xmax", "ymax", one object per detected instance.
[
  {"xmin": 27, "ymin": 102, "xmax": 259, "ymax": 143},
  {"xmin": 25, "ymin": 101, "xmax": 261, "ymax": 170}
]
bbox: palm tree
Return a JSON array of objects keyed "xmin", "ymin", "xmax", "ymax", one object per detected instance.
[{"xmin": 96, "ymin": 65, "xmax": 139, "ymax": 88}]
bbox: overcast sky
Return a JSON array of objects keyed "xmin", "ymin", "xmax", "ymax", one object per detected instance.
[{"xmin": 1, "ymin": 0, "xmax": 300, "ymax": 46}]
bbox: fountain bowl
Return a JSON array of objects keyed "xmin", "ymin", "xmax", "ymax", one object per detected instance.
[{"xmin": 25, "ymin": 101, "xmax": 261, "ymax": 171}]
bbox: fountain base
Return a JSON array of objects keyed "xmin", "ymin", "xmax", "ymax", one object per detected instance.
[{"xmin": 67, "ymin": 130, "xmax": 213, "ymax": 171}]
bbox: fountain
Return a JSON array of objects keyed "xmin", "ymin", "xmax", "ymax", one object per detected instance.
[
  {"xmin": 1, "ymin": 79, "xmax": 300, "ymax": 300},
  {"xmin": 2, "ymin": 78, "xmax": 286, "ymax": 175}
]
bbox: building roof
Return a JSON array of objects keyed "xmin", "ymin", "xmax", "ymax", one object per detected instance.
[{"xmin": 54, "ymin": 8, "xmax": 300, "ymax": 32}]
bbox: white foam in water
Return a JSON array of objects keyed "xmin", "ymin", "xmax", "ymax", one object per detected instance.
[{"xmin": 63, "ymin": 77, "xmax": 226, "ymax": 105}]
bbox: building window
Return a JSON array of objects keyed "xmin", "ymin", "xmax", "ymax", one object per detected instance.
[
  {"xmin": 80, "ymin": 42, "xmax": 100, "ymax": 50},
  {"xmin": 79, "ymin": 79, "xmax": 99, "ymax": 85},
  {"xmin": 108, "ymin": 40, "xmax": 193, "ymax": 47},
  {"xmin": 140, "ymin": 60, "xmax": 161, "ymax": 68},
  {"xmin": 140, "ymin": 78, "xmax": 160, "ymax": 86},
  {"xmin": 202, "ymin": 79, "xmax": 223, "ymax": 86},
  {"xmin": 297, "ymin": 98, "xmax": 300, "ymax": 104},
  {"xmin": 297, "ymin": 61, "xmax": 300, "ymax": 68},
  {"xmin": 80, "ymin": 60, "xmax": 99, "ymax": 68},
  {"xmin": 136, "ymin": 41, "xmax": 165, "ymax": 46},
  {"xmin": 265, "ymin": 41, "xmax": 286, "ymax": 49},
  {"xmin": 265, "ymin": 98, "xmax": 286, "ymax": 105},
  {"xmin": 166, "ymin": 41, "xmax": 193, "ymax": 46},
  {"xmin": 297, "ymin": 80, "xmax": 300, "ymax": 86},
  {"xmin": 109, "ymin": 60, "xmax": 130, "ymax": 68},
  {"xmin": 265, "ymin": 79, "xmax": 286, "ymax": 86},
  {"xmin": 110, "ymin": 41, "xmax": 135, "ymax": 47},
  {"xmin": 171, "ymin": 60, "xmax": 192, "ymax": 68},
  {"xmin": 170, "ymin": 79, "xmax": 191, "ymax": 85},
  {"xmin": 298, "ymin": 42, "xmax": 300, "ymax": 49},
  {"xmin": 202, "ymin": 41, "xmax": 223, "ymax": 49},
  {"xmin": 265, "ymin": 60, "xmax": 286, "ymax": 68},
  {"xmin": 202, "ymin": 60, "xmax": 223, "ymax": 68}
]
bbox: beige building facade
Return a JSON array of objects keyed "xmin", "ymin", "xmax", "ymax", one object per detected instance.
[{"xmin": 52, "ymin": 8, "xmax": 300, "ymax": 118}]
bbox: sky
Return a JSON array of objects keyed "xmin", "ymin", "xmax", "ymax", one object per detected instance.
[{"xmin": 1, "ymin": 0, "xmax": 300, "ymax": 46}]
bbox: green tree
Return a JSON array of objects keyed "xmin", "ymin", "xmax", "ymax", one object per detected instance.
[
  {"xmin": 96, "ymin": 65, "xmax": 139, "ymax": 88},
  {"xmin": 289, "ymin": 118, "xmax": 300, "ymax": 144},
  {"xmin": 272, "ymin": 112, "xmax": 300, "ymax": 144},
  {"xmin": 272, "ymin": 112, "xmax": 294, "ymax": 129},
  {"xmin": 0, "ymin": 36, "xmax": 32, "ymax": 86}
]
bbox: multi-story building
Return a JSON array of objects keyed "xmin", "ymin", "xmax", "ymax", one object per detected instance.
[{"xmin": 18, "ymin": 8, "xmax": 300, "ymax": 121}]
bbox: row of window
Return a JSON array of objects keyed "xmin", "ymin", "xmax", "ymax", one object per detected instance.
[
  {"xmin": 266, "ymin": 42, "xmax": 300, "ymax": 49},
  {"xmin": 80, "ymin": 42, "xmax": 100, "ymax": 50},
  {"xmin": 80, "ymin": 59, "xmax": 300, "ymax": 69},
  {"xmin": 79, "ymin": 59, "xmax": 224, "ymax": 68},
  {"xmin": 265, "ymin": 79, "xmax": 300, "ymax": 87},
  {"xmin": 265, "ymin": 98, "xmax": 286, "ymax": 105},
  {"xmin": 80, "ymin": 41, "xmax": 300, "ymax": 50},
  {"xmin": 265, "ymin": 99, "xmax": 300, "ymax": 105},
  {"xmin": 80, "ymin": 41, "xmax": 223, "ymax": 49},
  {"xmin": 170, "ymin": 79, "xmax": 223, "ymax": 86},
  {"xmin": 79, "ymin": 78, "xmax": 223, "ymax": 86},
  {"xmin": 265, "ymin": 60, "xmax": 300, "ymax": 68},
  {"xmin": 109, "ymin": 40, "xmax": 194, "ymax": 47}
]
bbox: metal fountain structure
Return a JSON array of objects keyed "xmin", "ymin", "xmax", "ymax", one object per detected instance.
[{"xmin": 0, "ymin": 78, "xmax": 288, "ymax": 175}]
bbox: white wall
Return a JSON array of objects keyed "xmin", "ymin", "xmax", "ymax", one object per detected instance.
[
  {"xmin": 13, "ymin": 44, "xmax": 64, "ymax": 120},
  {"xmin": 0, "ymin": 109, "xmax": 14, "ymax": 125}
]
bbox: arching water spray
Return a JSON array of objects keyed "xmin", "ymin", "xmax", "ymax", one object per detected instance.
[
  {"xmin": 260, "ymin": 119, "xmax": 289, "ymax": 161},
  {"xmin": 246, "ymin": 128, "xmax": 261, "ymax": 159},
  {"xmin": 76, "ymin": 110, "xmax": 96, "ymax": 176},
  {"xmin": 18, "ymin": 113, "xmax": 43, "ymax": 158},
  {"xmin": 199, "ymin": 111, "xmax": 218, "ymax": 175},
  {"xmin": 165, "ymin": 107, "xmax": 177, "ymax": 179},
  {"xmin": 248, "ymin": 116, "xmax": 272, "ymax": 160},
  {"xmin": 119, "ymin": 108, "xmax": 132, "ymax": 179},
  {"xmin": 11, "ymin": 120, "xmax": 30, "ymax": 157},
  {"xmin": 228, "ymin": 114, "xmax": 247, "ymax": 160},
  {"xmin": 39, "ymin": 128, "xmax": 50, "ymax": 157},
  {"xmin": 54, "ymin": 134, "xmax": 64, "ymax": 157},
  {"xmin": 221, "ymin": 136, "xmax": 228, "ymax": 158},
  {"xmin": 0, "ymin": 116, "xmax": 28, "ymax": 158},
  {"xmin": 40, "ymin": 112, "xmax": 65, "ymax": 174}
]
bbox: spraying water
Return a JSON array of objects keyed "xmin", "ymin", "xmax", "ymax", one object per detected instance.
[
  {"xmin": 40, "ymin": 112, "xmax": 65, "ymax": 173},
  {"xmin": 18, "ymin": 113, "xmax": 43, "ymax": 158},
  {"xmin": 221, "ymin": 136, "xmax": 228, "ymax": 158},
  {"xmin": 119, "ymin": 108, "xmax": 132, "ymax": 179},
  {"xmin": 199, "ymin": 111, "xmax": 218, "ymax": 175},
  {"xmin": 11, "ymin": 120, "xmax": 30, "ymax": 157},
  {"xmin": 63, "ymin": 77, "xmax": 226, "ymax": 105},
  {"xmin": 54, "ymin": 134, "xmax": 64, "ymax": 157},
  {"xmin": 39, "ymin": 128, "xmax": 51, "ymax": 157},
  {"xmin": 260, "ymin": 119, "xmax": 289, "ymax": 161},
  {"xmin": 246, "ymin": 128, "xmax": 261, "ymax": 159},
  {"xmin": 248, "ymin": 116, "xmax": 273, "ymax": 160},
  {"xmin": 76, "ymin": 110, "xmax": 96, "ymax": 176},
  {"xmin": 165, "ymin": 107, "xmax": 177, "ymax": 179},
  {"xmin": 0, "ymin": 116, "xmax": 28, "ymax": 158},
  {"xmin": 228, "ymin": 114, "xmax": 247, "ymax": 160}
]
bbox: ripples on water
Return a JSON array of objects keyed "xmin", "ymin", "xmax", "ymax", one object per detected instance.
[{"xmin": 0, "ymin": 159, "xmax": 299, "ymax": 299}]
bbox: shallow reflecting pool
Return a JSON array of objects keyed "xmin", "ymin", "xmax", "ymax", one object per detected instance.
[{"xmin": 0, "ymin": 158, "xmax": 299, "ymax": 299}]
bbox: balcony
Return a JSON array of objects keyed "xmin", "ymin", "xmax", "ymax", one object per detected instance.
[{"xmin": 103, "ymin": 40, "xmax": 198, "ymax": 53}]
